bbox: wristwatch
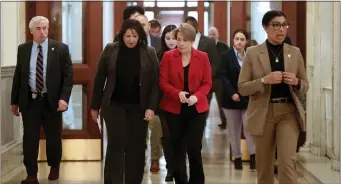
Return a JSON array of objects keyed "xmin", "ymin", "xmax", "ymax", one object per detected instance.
[{"xmin": 261, "ymin": 78, "xmax": 265, "ymax": 84}]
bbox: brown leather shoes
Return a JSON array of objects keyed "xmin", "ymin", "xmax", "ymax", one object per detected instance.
[
  {"xmin": 48, "ymin": 166, "xmax": 60, "ymax": 180},
  {"xmin": 21, "ymin": 176, "xmax": 39, "ymax": 184},
  {"xmin": 150, "ymin": 160, "xmax": 160, "ymax": 173}
]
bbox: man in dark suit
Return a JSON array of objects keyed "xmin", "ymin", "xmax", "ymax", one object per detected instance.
[
  {"xmin": 135, "ymin": 14, "xmax": 161, "ymax": 53},
  {"xmin": 11, "ymin": 16, "xmax": 73, "ymax": 184},
  {"xmin": 134, "ymin": 14, "xmax": 162, "ymax": 172},
  {"xmin": 185, "ymin": 17, "xmax": 222, "ymax": 124},
  {"xmin": 208, "ymin": 26, "xmax": 229, "ymax": 129},
  {"xmin": 113, "ymin": 5, "xmax": 145, "ymax": 42},
  {"xmin": 208, "ymin": 27, "xmax": 230, "ymax": 56}
]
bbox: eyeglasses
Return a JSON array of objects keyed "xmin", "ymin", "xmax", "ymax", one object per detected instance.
[{"xmin": 269, "ymin": 22, "xmax": 290, "ymax": 30}]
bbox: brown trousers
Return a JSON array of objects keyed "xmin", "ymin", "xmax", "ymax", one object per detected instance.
[{"xmin": 254, "ymin": 102, "xmax": 300, "ymax": 184}]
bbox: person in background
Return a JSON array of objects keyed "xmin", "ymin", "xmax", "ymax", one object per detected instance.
[
  {"xmin": 184, "ymin": 17, "xmax": 221, "ymax": 125},
  {"xmin": 90, "ymin": 19, "xmax": 159, "ymax": 184},
  {"xmin": 208, "ymin": 26, "xmax": 229, "ymax": 129},
  {"xmin": 220, "ymin": 29, "xmax": 256, "ymax": 170},
  {"xmin": 134, "ymin": 14, "xmax": 163, "ymax": 173},
  {"xmin": 149, "ymin": 19, "xmax": 162, "ymax": 37},
  {"xmin": 159, "ymin": 23, "xmax": 212, "ymax": 184},
  {"xmin": 135, "ymin": 14, "xmax": 161, "ymax": 53},
  {"xmin": 157, "ymin": 24, "xmax": 177, "ymax": 182},
  {"xmin": 11, "ymin": 16, "xmax": 73, "ymax": 184},
  {"xmin": 238, "ymin": 10, "xmax": 308, "ymax": 184},
  {"xmin": 113, "ymin": 5, "xmax": 145, "ymax": 42},
  {"xmin": 158, "ymin": 24, "xmax": 177, "ymax": 60}
]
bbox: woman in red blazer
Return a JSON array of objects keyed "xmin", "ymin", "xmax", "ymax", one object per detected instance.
[{"xmin": 159, "ymin": 23, "xmax": 212, "ymax": 184}]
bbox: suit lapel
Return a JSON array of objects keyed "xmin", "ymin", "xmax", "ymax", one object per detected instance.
[
  {"xmin": 283, "ymin": 43, "xmax": 292, "ymax": 73},
  {"xmin": 197, "ymin": 35, "xmax": 204, "ymax": 51},
  {"xmin": 140, "ymin": 47, "xmax": 149, "ymax": 74},
  {"xmin": 230, "ymin": 49, "xmax": 241, "ymax": 71},
  {"xmin": 47, "ymin": 40, "xmax": 54, "ymax": 75},
  {"xmin": 258, "ymin": 42, "xmax": 271, "ymax": 75},
  {"xmin": 23, "ymin": 42, "xmax": 33, "ymax": 79},
  {"xmin": 108, "ymin": 44, "xmax": 119, "ymax": 72}
]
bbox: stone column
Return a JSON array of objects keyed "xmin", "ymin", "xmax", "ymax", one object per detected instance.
[
  {"xmin": 332, "ymin": 2, "xmax": 340, "ymax": 172},
  {"xmin": 306, "ymin": 2, "xmax": 325, "ymax": 156}
]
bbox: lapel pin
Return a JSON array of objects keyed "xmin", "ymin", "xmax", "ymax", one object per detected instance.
[
  {"xmin": 52, "ymin": 48, "xmax": 54, "ymax": 51},
  {"xmin": 288, "ymin": 54, "xmax": 291, "ymax": 58}
]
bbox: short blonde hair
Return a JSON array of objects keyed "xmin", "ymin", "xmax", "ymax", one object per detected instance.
[{"xmin": 173, "ymin": 23, "xmax": 196, "ymax": 42}]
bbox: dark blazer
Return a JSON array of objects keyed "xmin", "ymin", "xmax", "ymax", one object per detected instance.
[
  {"xmin": 216, "ymin": 41, "xmax": 229, "ymax": 57},
  {"xmin": 221, "ymin": 48, "xmax": 249, "ymax": 109},
  {"xmin": 197, "ymin": 35, "xmax": 220, "ymax": 77},
  {"xmin": 90, "ymin": 42, "xmax": 159, "ymax": 112},
  {"xmin": 159, "ymin": 48, "xmax": 212, "ymax": 114},
  {"xmin": 11, "ymin": 39, "xmax": 73, "ymax": 112}
]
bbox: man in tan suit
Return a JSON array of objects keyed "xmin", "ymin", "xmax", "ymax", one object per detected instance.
[{"xmin": 238, "ymin": 10, "xmax": 308, "ymax": 184}]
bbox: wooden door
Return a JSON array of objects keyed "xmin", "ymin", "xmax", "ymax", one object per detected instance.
[{"xmin": 26, "ymin": 1, "xmax": 103, "ymax": 161}]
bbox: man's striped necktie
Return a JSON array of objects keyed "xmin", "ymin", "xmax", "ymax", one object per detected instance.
[{"xmin": 36, "ymin": 45, "xmax": 44, "ymax": 92}]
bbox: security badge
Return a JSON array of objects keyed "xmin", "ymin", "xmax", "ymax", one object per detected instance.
[{"xmin": 32, "ymin": 93, "xmax": 37, "ymax": 99}]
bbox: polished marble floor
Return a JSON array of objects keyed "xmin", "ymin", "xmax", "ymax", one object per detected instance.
[{"xmin": 2, "ymin": 96, "xmax": 323, "ymax": 184}]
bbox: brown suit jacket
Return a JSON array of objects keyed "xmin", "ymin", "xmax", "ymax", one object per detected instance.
[
  {"xmin": 238, "ymin": 42, "xmax": 309, "ymax": 136},
  {"xmin": 90, "ymin": 42, "xmax": 160, "ymax": 112}
]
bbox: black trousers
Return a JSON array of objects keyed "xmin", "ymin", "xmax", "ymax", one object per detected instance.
[
  {"xmin": 159, "ymin": 110, "xmax": 175, "ymax": 173},
  {"xmin": 103, "ymin": 102, "xmax": 148, "ymax": 184},
  {"xmin": 164, "ymin": 106, "xmax": 207, "ymax": 184},
  {"xmin": 207, "ymin": 77, "xmax": 226, "ymax": 125},
  {"xmin": 22, "ymin": 95, "xmax": 62, "ymax": 177}
]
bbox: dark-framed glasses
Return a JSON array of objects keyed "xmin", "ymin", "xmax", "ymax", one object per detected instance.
[{"xmin": 269, "ymin": 22, "xmax": 290, "ymax": 30}]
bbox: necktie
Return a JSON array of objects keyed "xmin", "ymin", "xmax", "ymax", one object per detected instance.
[{"xmin": 36, "ymin": 45, "xmax": 44, "ymax": 92}]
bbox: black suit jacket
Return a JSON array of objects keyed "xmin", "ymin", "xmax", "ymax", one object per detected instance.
[
  {"xmin": 197, "ymin": 35, "xmax": 220, "ymax": 77},
  {"xmin": 11, "ymin": 39, "xmax": 73, "ymax": 112},
  {"xmin": 216, "ymin": 41, "xmax": 229, "ymax": 74},
  {"xmin": 216, "ymin": 41, "xmax": 229, "ymax": 58},
  {"xmin": 220, "ymin": 48, "xmax": 249, "ymax": 109},
  {"xmin": 90, "ymin": 42, "xmax": 160, "ymax": 111}
]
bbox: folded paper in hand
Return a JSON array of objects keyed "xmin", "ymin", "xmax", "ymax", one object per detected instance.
[{"xmin": 97, "ymin": 116, "xmax": 102, "ymax": 134}]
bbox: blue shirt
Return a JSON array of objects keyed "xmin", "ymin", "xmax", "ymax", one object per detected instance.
[
  {"xmin": 233, "ymin": 47, "xmax": 245, "ymax": 67},
  {"xmin": 29, "ymin": 39, "xmax": 48, "ymax": 92}
]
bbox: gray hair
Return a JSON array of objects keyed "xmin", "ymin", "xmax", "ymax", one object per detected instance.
[
  {"xmin": 209, "ymin": 27, "xmax": 219, "ymax": 35},
  {"xmin": 29, "ymin": 16, "xmax": 49, "ymax": 30}
]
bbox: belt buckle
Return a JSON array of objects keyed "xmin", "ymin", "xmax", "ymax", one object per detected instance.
[
  {"xmin": 32, "ymin": 93, "xmax": 37, "ymax": 99},
  {"xmin": 41, "ymin": 93, "xmax": 45, "ymax": 97}
]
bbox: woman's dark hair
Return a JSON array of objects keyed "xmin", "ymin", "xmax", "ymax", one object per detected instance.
[
  {"xmin": 123, "ymin": 5, "xmax": 145, "ymax": 20},
  {"xmin": 262, "ymin": 10, "xmax": 287, "ymax": 26},
  {"xmin": 118, "ymin": 19, "xmax": 147, "ymax": 48},
  {"xmin": 232, "ymin": 29, "xmax": 249, "ymax": 40},
  {"xmin": 158, "ymin": 24, "xmax": 177, "ymax": 60}
]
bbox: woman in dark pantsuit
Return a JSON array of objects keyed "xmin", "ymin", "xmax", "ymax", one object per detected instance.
[
  {"xmin": 159, "ymin": 23, "xmax": 212, "ymax": 184},
  {"xmin": 90, "ymin": 19, "xmax": 159, "ymax": 184}
]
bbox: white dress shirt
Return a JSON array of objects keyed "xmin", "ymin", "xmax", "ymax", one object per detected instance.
[{"xmin": 192, "ymin": 32, "xmax": 201, "ymax": 49}]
